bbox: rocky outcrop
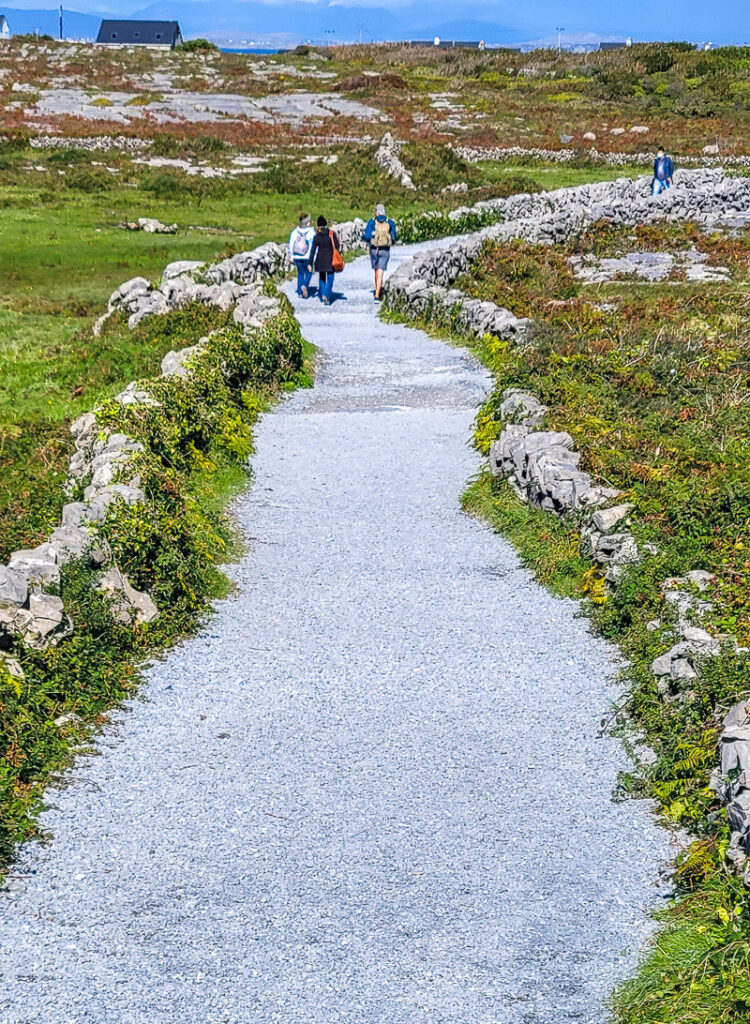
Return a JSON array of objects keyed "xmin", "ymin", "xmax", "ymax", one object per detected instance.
[
  {"xmin": 374, "ymin": 132, "xmax": 415, "ymax": 189},
  {"xmin": 119, "ymin": 217, "xmax": 178, "ymax": 234}
]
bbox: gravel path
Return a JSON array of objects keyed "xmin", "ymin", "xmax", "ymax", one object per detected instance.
[{"xmin": 0, "ymin": 244, "xmax": 672, "ymax": 1024}]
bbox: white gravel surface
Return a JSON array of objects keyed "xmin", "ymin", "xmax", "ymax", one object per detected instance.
[{"xmin": 0, "ymin": 243, "xmax": 672, "ymax": 1023}]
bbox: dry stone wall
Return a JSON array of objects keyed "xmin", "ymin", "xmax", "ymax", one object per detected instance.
[
  {"xmin": 384, "ymin": 169, "xmax": 750, "ymax": 343},
  {"xmin": 95, "ymin": 218, "xmax": 368, "ymax": 337},
  {"xmin": 456, "ymin": 144, "xmax": 750, "ymax": 170},
  {"xmin": 374, "ymin": 132, "xmax": 415, "ymax": 189},
  {"xmin": 1, "ymin": 214, "xmax": 372, "ymax": 669}
]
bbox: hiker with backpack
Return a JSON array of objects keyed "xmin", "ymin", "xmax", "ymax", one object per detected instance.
[
  {"xmin": 308, "ymin": 215, "xmax": 344, "ymax": 305},
  {"xmin": 289, "ymin": 212, "xmax": 316, "ymax": 297},
  {"xmin": 652, "ymin": 147, "xmax": 675, "ymax": 195},
  {"xmin": 364, "ymin": 203, "xmax": 398, "ymax": 301}
]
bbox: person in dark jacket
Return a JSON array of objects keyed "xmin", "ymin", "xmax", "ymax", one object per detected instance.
[
  {"xmin": 652, "ymin": 147, "xmax": 674, "ymax": 195},
  {"xmin": 363, "ymin": 203, "xmax": 398, "ymax": 302},
  {"xmin": 308, "ymin": 216, "xmax": 341, "ymax": 305}
]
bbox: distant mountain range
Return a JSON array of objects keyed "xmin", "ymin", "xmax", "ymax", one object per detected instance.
[
  {"xmin": 0, "ymin": 2, "xmax": 530, "ymax": 45},
  {"xmin": 1, "ymin": 6, "xmax": 99, "ymax": 38}
]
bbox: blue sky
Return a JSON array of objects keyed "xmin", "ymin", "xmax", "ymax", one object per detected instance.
[{"xmin": 4, "ymin": 0, "xmax": 748, "ymax": 45}]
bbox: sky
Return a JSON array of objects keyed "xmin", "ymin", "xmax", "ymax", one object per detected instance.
[{"xmin": 2, "ymin": 0, "xmax": 747, "ymax": 45}]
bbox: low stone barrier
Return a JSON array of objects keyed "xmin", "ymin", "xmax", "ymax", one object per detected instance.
[
  {"xmin": 713, "ymin": 700, "xmax": 750, "ymax": 881},
  {"xmin": 28, "ymin": 135, "xmax": 152, "ymax": 153},
  {"xmin": 95, "ymin": 218, "xmax": 368, "ymax": 336},
  {"xmin": 455, "ymin": 144, "xmax": 750, "ymax": 170},
  {"xmin": 374, "ymin": 132, "xmax": 415, "ymax": 189},
  {"xmin": 383, "ymin": 169, "xmax": 750, "ymax": 343},
  {"xmin": 0, "ymin": 283, "xmax": 286, "ymax": 674}
]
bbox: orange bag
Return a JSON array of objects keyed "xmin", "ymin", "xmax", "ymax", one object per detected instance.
[{"xmin": 330, "ymin": 231, "xmax": 345, "ymax": 273}]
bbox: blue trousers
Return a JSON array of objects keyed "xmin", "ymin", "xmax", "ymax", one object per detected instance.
[
  {"xmin": 294, "ymin": 259, "xmax": 312, "ymax": 295},
  {"xmin": 319, "ymin": 271, "xmax": 335, "ymax": 301},
  {"xmin": 652, "ymin": 177, "xmax": 671, "ymax": 195}
]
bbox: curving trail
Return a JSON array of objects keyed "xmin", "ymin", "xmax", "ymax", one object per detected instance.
[{"xmin": 0, "ymin": 244, "xmax": 671, "ymax": 1024}]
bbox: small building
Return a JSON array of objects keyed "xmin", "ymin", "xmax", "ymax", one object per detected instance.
[
  {"xmin": 599, "ymin": 41, "xmax": 627, "ymax": 51},
  {"xmin": 0, "ymin": 15, "xmax": 11, "ymax": 40},
  {"xmin": 96, "ymin": 20, "xmax": 183, "ymax": 49}
]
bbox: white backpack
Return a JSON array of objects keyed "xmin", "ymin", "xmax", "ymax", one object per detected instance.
[{"xmin": 292, "ymin": 229, "xmax": 309, "ymax": 257}]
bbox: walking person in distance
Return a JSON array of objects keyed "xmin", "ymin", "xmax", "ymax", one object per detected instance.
[
  {"xmin": 364, "ymin": 203, "xmax": 398, "ymax": 302},
  {"xmin": 309, "ymin": 216, "xmax": 343, "ymax": 305},
  {"xmin": 289, "ymin": 212, "xmax": 315, "ymax": 298},
  {"xmin": 652, "ymin": 146, "xmax": 674, "ymax": 195}
]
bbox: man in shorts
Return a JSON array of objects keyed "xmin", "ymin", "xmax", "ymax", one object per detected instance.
[{"xmin": 364, "ymin": 203, "xmax": 398, "ymax": 302}]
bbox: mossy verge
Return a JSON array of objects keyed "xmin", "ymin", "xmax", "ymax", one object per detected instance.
[
  {"xmin": 383, "ymin": 299, "xmax": 750, "ymax": 1024},
  {"xmin": 0, "ymin": 299, "xmax": 314, "ymax": 869}
]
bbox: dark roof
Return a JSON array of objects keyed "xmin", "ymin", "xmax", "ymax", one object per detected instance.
[
  {"xmin": 96, "ymin": 20, "xmax": 182, "ymax": 46},
  {"xmin": 599, "ymin": 41, "xmax": 627, "ymax": 50}
]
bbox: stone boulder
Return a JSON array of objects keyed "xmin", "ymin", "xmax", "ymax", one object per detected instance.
[{"xmin": 98, "ymin": 567, "xmax": 159, "ymax": 626}]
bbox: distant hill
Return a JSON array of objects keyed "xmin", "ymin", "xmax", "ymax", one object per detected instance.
[{"xmin": 0, "ymin": 7, "xmax": 99, "ymax": 39}]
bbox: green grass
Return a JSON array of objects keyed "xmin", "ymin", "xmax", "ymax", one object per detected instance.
[{"xmin": 478, "ymin": 161, "xmax": 649, "ymax": 189}]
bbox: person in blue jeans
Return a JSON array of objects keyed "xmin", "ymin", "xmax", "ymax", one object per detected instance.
[
  {"xmin": 308, "ymin": 216, "xmax": 341, "ymax": 305},
  {"xmin": 363, "ymin": 203, "xmax": 398, "ymax": 301},
  {"xmin": 652, "ymin": 147, "xmax": 674, "ymax": 195},
  {"xmin": 288, "ymin": 212, "xmax": 315, "ymax": 297}
]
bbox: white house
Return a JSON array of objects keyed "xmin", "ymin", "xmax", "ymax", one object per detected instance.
[{"xmin": 0, "ymin": 15, "xmax": 11, "ymax": 39}]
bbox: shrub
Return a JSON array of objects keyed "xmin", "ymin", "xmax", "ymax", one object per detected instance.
[
  {"xmin": 643, "ymin": 48, "xmax": 677, "ymax": 75},
  {"xmin": 63, "ymin": 168, "xmax": 114, "ymax": 192},
  {"xmin": 397, "ymin": 176, "xmax": 542, "ymax": 243},
  {"xmin": 589, "ymin": 68, "xmax": 640, "ymax": 100},
  {"xmin": 177, "ymin": 38, "xmax": 218, "ymax": 52}
]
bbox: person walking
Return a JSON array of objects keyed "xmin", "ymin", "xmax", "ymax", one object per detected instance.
[
  {"xmin": 309, "ymin": 216, "xmax": 342, "ymax": 305},
  {"xmin": 363, "ymin": 203, "xmax": 398, "ymax": 301},
  {"xmin": 288, "ymin": 212, "xmax": 315, "ymax": 298},
  {"xmin": 652, "ymin": 147, "xmax": 674, "ymax": 195}
]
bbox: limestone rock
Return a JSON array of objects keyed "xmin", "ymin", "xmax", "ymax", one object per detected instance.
[
  {"xmin": 8, "ymin": 544, "xmax": 60, "ymax": 588},
  {"xmin": 161, "ymin": 346, "xmax": 199, "ymax": 378},
  {"xmin": 0, "ymin": 566, "xmax": 29, "ymax": 608},
  {"xmin": 499, "ymin": 389, "xmax": 548, "ymax": 427},
  {"xmin": 137, "ymin": 217, "xmax": 177, "ymax": 234},
  {"xmin": 0, "ymin": 652, "xmax": 25, "ymax": 681},
  {"xmin": 21, "ymin": 593, "xmax": 72, "ymax": 650},
  {"xmin": 591, "ymin": 503, "xmax": 632, "ymax": 535},
  {"xmin": 98, "ymin": 568, "xmax": 159, "ymax": 626},
  {"xmin": 48, "ymin": 524, "xmax": 95, "ymax": 566},
  {"xmin": 162, "ymin": 260, "xmax": 205, "ymax": 281}
]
